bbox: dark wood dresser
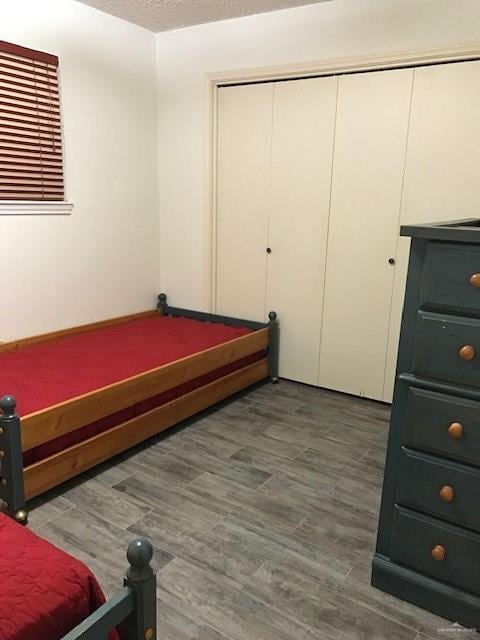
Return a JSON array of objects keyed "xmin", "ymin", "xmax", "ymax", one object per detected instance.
[{"xmin": 372, "ymin": 219, "xmax": 480, "ymax": 628}]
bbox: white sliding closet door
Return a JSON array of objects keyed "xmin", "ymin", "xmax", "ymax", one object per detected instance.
[
  {"xmin": 265, "ymin": 77, "xmax": 337, "ymax": 384},
  {"xmin": 384, "ymin": 60, "xmax": 480, "ymax": 401},
  {"xmin": 216, "ymin": 77, "xmax": 337, "ymax": 384},
  {"xmin": 318, "ymin": 69, "xmax": 413, "ymax": 401},
  {"xmin": 215, "ymin": 83, "xmax": 273, "ymax": 321}
]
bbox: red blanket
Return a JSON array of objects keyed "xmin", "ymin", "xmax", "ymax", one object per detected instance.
[
  {"xmin": 0, "ymin": 315, "xmax": 252, "ymax": 417},
  {"xmin": 0, "ymin": 514, "xmax": 120, "ymax": 640}
]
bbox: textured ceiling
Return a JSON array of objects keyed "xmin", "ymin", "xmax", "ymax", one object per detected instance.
[{"xmin": 75, "ymin": 0, "xmax": 331, "ymax": 33}]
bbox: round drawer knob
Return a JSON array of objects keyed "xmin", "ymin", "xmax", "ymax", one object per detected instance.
[
  {"xmin": 439, "ymin": 485, "xmax": 455, "ymax": 502},
  {"xmin": 459, "ymin": 345, "xmax": 476, "ymax": 361},
  {"xmin": 448, "ymin": 422, "xmax": 464, "ymax": 439},
  {"xmin": 469, "ymin": 273, "xmax": 480, "ymax": 288},
  {"xmin": 431, "ymin": 545, "xmax": 446, "ymax": 561}
]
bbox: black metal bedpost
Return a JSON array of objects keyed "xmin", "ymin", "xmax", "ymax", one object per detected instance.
[
  {"xmin": 267, "ymin": 311, "xmax": 279, "ymax": 384},
  {"xmin": 157, "ymin": 293, "xmax": 168, "ymax": 315},
  {"xmin": 124, "ymin": 538, "xmax": 157, "ymax": 640},
  {"xmin": 0, "ymin": 395, "xmax": 27, "ymax": 524}
]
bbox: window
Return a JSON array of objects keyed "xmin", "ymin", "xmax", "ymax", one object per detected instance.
[{"xmin": 0, "ymin": 40, "xmax": 65, "ymax": 205}]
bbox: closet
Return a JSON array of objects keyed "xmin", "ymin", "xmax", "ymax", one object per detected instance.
[{"xmin": 214, "ymin": 60, "xmax": 480, "ymax": 402}]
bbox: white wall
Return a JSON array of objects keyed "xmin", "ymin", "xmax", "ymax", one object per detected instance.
[
  {"xmin": 156, "ymin": 0, "xmax": 480, "ymax": 310},
  {"xmin": 0, "ymin": 0, "xmax": 159, "ymax": 340}
]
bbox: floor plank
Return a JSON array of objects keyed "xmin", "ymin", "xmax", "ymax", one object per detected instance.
[
  {"xmin": 243, "ymin": 561, "xmax": 415, "ymax": 640},
  {"xmin": 159, "ymin": 558, "xmax": 310, "ymax": 640},
  {"xmin": 167, "ymin": 441, "xmax": 272, "ymax": 489}
]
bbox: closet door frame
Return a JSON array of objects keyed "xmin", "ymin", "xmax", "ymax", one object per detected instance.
[{"xmin": 205, "ymin": 42, "xmax": 480, "ymax": 312}]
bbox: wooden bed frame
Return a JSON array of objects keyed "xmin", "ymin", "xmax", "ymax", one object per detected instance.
[{"xmin": 0, "ymin": 294, "xmax": 279, "ymax": 522}]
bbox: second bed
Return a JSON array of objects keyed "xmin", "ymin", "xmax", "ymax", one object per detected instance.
[{"xmin": 0, "ymin": 294, "xmax": 277, "ymax": 516}]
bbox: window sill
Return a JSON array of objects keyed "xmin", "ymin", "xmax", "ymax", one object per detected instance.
[{"xmin": 0, "ymin": 201, "xmax": 74, "ymax": 215}]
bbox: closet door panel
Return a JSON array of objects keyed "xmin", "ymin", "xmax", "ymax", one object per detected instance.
[
  {"xmin": 384, "ymin": 61, "xmax": 480, "ymax": 401},
  {"xmin": 319, "ymin": 69, "xmax": 413, "ymax": 400},
  {"xmin": 265, "ymin": 77, "xmax": 338, "ymax": 384},
  {"xmin": 215, "ymin": 84, "xmax": 273, "ymax": 321}
]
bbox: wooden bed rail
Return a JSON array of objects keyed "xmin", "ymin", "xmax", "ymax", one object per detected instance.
[
  {"xmin": 23, "ymin": 358, "xmax": 268, "ymax": 499},
  {"xmin": 0, "ymin": 396, "xmax": 27, "ymax": 523},
  {"xmin": 0, "ymin": 310, "xmax": 158, "ymax": 354},
  {"xmin": 62, "ymin": 537, "xmax": 157, "ymax": 640}
]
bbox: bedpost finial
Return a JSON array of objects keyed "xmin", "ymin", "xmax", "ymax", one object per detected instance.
[
  {"xmin": 127, "ymin": 537, "xmax": 153, "ymax": 570},
  {"xmin": 157, "ymin": 293, "xmax": 168, "ymax": 314},
  {"xmin": 268, "ymin": 311, "xmax": 277, "ymax": 323},
  {"xmin": 125, "ymin": 538, "xmax": 156, "ymax": 631},
  {"xmin": 0, "ymin": 395, "xmax": 16, "ymax": 418}
]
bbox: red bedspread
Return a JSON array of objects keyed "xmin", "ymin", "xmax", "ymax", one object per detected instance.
[
  {"xmin": 0, "ymin": 514, "xmax": 119, "ymax": 640},
  {"xmin": 0, "ymin": 315, "xmax": 252, "ymax": 417}
]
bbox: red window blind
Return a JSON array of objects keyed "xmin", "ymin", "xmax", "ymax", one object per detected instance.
[{"xmin": 0, "ymin": 40, "xmax": 64, "ymax": 201}]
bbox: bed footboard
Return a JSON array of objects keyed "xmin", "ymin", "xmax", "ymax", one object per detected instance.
[
  {"xmin": 62, "ymin": 537, "xmax": 157, "ymax": 640},
  {"xmin": 157, "ymin": 293, "xmax": 279, "ymax": 382},
  {"xmin": 0, "ymin": 396, "xmax": 27, "ymax": 523}
]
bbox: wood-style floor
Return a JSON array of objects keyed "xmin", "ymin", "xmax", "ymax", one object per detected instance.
[{"xmin": 29, "ymin": 380, "xmax": 452, "ymax": 640}]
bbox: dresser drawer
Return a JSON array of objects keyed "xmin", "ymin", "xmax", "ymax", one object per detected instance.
[
  {"xmin": 422, "ymin": 242, "xmax": 480, "ymax": 313},
  {"xmin": 413, "ymin": 312, "xmax": 480, "ymax": 387},
  {"xmin": 404, "ymin": 387, "xmax": 480, "ymax": 465},
  {"xmin": 391, "ymin": 506, "xmax": 480, "ymax": 596},
  {"xmin": 397, "ymin": 449, "xmax": 480, "ymax": 531}
]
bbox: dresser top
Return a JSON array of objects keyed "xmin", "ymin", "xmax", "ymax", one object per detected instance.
[{"xmin": 401, "ymin": 219, "xmax": 480, "ymax": 243}]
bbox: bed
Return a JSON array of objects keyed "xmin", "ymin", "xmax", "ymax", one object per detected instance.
[
  {"xmin": 0, "ymin": 294, "xmax": 278, "ymax": 521},
  {"xmin": 0, "ymin": 509, "xmax": 156, "ymax": 640}
]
